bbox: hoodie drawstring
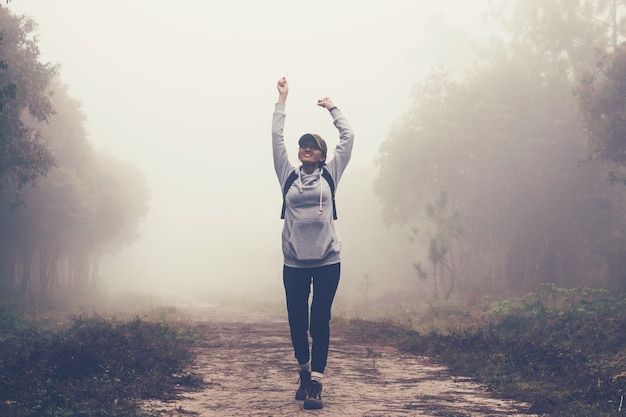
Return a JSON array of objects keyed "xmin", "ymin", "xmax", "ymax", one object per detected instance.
[{"xmin": 297, "ymin": 167, "xmax": 324, "ymax": 214}]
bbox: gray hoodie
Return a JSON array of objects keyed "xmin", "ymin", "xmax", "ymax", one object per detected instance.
[{"xmin": 272, "ymin": 102, "xmax": 355, "ymax": 268}]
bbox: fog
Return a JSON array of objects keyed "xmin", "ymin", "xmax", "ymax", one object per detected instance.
[{"xmin": 9, "ymin": 1, "xmax": 493, "ymax": 300}]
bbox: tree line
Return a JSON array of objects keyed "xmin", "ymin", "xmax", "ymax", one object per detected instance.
[
  {"xmin": 0, "ymin": 6, "xmax": 149, "ymax": 301},
  {"xmin": 374, "ymin": 0, "xmax": 626, "ymax": 298},
  {"xmin": 5, "ymin": 1, "xmax": 626, "ymax": 303}
]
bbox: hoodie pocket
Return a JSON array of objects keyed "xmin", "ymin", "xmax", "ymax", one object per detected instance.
[{"xmin": 287, "ymin": 220, "xmax": 334, "ymax": 261}]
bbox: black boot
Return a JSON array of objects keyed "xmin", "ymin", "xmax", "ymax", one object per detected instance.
[
  {"xmin": 303, "ymin": 380, "xmax": 323, "ymax": 410},
  {"xmin": 295, "ymin": 370, "xmax": 311, "ymax": 400}
]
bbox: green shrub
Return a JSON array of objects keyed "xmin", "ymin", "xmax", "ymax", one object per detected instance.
[{"xmin": 0, "ymin": 307, "xmax": 200, "ymax": 417}]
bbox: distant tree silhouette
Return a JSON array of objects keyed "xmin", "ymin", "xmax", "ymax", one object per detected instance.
[{"xmin": 0, "ymin": 5, "xmax": 57, "ymax": 205}]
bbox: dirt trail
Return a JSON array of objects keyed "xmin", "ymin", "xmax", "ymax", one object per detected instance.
[{"xmin": 143, "ymin": 303, "xmax": 540, "ymax": 417}]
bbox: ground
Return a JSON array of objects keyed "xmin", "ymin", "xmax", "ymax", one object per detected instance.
[{"xmin": 142, "ymin": 303, "xmax": 541, "ymax": 417}]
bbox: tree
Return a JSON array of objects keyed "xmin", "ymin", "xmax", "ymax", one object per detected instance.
[
  {"xmin": 375, "ymin": 0, "xmax": 626, "ymax": 296},
  {"xmin": 0, "ymin": 5, "xmax": 57, "ymax": 204},
  {"xmin": 0, "ymin": 6, "xmax": 150, "ymax": 301},
  {"xmin": 577, "ymin": 45, "xmax": 626, "ymax": 180},
  {"xmin": 0, "ymin": 76, "xmax": 150, "ymax": 301}
]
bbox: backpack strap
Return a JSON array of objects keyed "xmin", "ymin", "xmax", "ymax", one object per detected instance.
[
  {"xmin": 280, "ymin": 167, "xmax": 337, "ymax": 220},
  {"xmin": 321, "ymin": 168, "xmax": 337, "ymax": 220},
  {"xmin": 280, "ymin": 170, "xmax": 298, "ymax": 219}
]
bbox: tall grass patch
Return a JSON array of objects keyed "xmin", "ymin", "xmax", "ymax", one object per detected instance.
[{"xmin": 0, "ymin": 306, "xmax": 201, "ymax": 417}]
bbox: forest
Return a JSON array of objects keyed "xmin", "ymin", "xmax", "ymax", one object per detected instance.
[
  {"xmin": 0, "ymin": 6, "xmax": 149, "ymax": 302},
  {"xmin": 372, "ymin": 0, "xmax": 626, "ymax": 299}
]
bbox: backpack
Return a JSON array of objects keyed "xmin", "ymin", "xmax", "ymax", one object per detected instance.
[{"xmin": 281, "ymin": 167, "xmax": 337, "ymax": 220}]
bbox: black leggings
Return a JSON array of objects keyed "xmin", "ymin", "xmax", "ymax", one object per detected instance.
[{"xmin": 283, "ymin": 262, "xmax": 340, "ymax": 374}]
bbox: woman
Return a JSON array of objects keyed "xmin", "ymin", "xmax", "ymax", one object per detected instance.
[{"xmin": 272, "ymin": 77, "xmax": 354, "ymax": 410}]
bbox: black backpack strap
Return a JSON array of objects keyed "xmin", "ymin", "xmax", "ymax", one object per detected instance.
[
  {"xmin": 321, "ymin": 167, "xmax": 337, "ymax": 220},
  {"xmin": 280, "ymin": 170, "xmax": 298, "ymax": 219},
  {"xmin": 280, "ymin": 167, "xmax": 337, "ymax": 220}
]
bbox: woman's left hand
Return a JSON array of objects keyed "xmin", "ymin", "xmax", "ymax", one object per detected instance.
[{"xmin": 317, "ymin": 97, "xmax": 334, "ymax": 109}]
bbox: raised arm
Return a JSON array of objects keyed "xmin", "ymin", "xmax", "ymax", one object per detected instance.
[
  {"xmin": 273, "ymin": 78, "xmax": 294, "ymax": 184},
  {"xmin": 319, "ymin": 98, "xmax": 354, "ymax": 184}
]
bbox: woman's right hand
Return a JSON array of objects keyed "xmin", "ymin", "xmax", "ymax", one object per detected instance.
[{"xmin": 277, "ymin": 77, "xmax": 289, "ymax": 102}]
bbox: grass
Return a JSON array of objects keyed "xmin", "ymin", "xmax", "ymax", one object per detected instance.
[
  {"xmin": 0, "ymin": 303, "xmax": 202, "ymax": 417},
  {"xmin": 336, "ymin": 284, "xmax": 626, "ymax": 417}
]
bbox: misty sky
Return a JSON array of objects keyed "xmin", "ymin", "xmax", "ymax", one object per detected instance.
[{"xmin": 8, "ymin": 1, "xmax": 493, "ymax": 298}]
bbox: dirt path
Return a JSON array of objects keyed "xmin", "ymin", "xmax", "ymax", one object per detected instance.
[{"xmin": 143, "ymin": 303, "xmax": 539, "ymax": 417}]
